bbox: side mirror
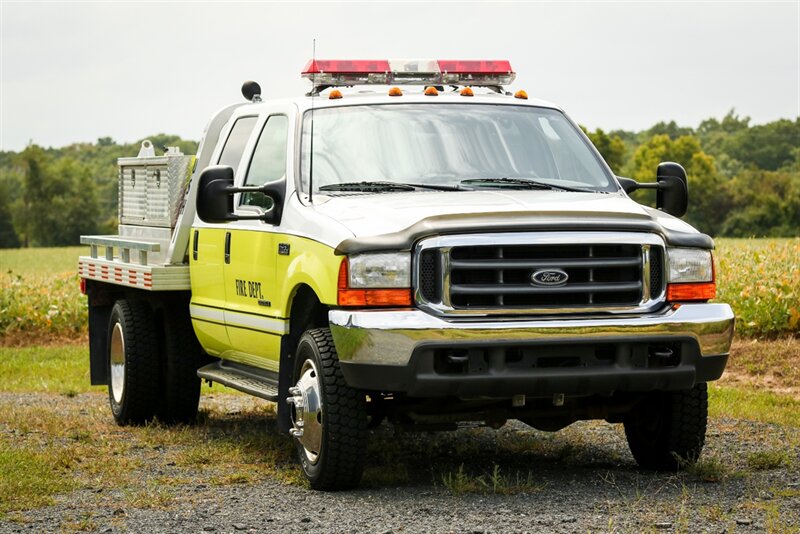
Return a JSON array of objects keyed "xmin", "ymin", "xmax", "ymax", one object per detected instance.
[
  {"xmin": 196, "ymin": 165, "xmax": 284, "ymax": 225},
  {"xmin": 615, "ymin": 161, "xmax": 689, "ymax": 218},
  {"xmin": 656, "ymin": 162, "xmax": 688, "ymax": 218}
]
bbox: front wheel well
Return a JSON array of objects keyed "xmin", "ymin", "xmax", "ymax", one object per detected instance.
[{"xmin": 287, "ymin": 284, "xmax": 330, "ymax": 344}]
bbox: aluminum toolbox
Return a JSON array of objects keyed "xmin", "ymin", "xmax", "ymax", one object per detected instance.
[{"xmin": 118, "ymin": 143, "xmax": 194, "ymax": 228}]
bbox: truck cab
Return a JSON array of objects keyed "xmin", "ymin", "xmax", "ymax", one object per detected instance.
[{"xmin": 79, "ymin": 59, "xmax": 735, "ymax": 490}]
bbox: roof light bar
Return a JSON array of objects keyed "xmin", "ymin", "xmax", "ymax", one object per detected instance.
[{"xmin": 301, "ymin": 59, "xmax": 515, "ymax": 88}]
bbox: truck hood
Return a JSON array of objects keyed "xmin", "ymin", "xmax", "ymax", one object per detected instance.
[{"xmin": 312, "ymin": 190, "xmax": 710, "ymax": 253}]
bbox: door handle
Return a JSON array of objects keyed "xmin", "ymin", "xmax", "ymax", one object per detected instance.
[
  {"xmin": 192, "ymin": 230, "xmax": 199, "ymax": 261},
  {"xmin": 224, "ymin": 232, "xmax": 231, "ymax": 264}
]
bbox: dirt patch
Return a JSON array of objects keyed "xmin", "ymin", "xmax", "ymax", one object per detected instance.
[{"xmin": 721, "ymin": 337, "xmax": 800, "ymax": 399}]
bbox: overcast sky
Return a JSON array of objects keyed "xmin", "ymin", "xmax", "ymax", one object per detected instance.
[{"xmin": 1, "ymin": 1, "xmax": 797, "ymax": 151}]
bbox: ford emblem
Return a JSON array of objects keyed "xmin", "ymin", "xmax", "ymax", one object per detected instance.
[{"xmin": 531, "ymin": 269, "xmax": 569, "ymax": 286}]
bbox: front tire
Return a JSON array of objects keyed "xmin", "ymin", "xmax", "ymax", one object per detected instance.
[
  {"xmin": 107, "ymin": 300, "xmax": 160, "ymax": 425},
  {"xmin": 287, "ymin": 328, "xmax": 368, "ymax": 490},
  {"xmin": 624, "ymin": 383, "xmax": 708, "ymax": 470}
]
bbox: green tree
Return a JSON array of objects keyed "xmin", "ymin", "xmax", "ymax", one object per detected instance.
[
  {"xmin": 0, "ymin": 175, "xmax": 20, "ymax": 248},
  {"xmin": 11, "ymin": 145, "xmax": 48, "ymax": 247},
  {"xmin": 722, "ymin": 169, "xmax": 800, "ymax": 237},
  {"xmin": 31, "ymin": 157, "xmax": 99, "ymax": 245},
  {"xmin": 9, "ymin": 147, "xmax": 99, "ymax": 246}
]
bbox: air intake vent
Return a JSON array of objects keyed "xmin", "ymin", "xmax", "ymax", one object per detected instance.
[
  {"xmin": 649, "ymin": 246, "xmax": 664, "ymax": 298},
  {"xmin": 419, "ymin": 250, "xmax": 441, "ymax": 302}
]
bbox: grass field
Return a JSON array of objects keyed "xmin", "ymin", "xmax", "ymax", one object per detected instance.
[{"xmin": 1, "ymin": 239, "xmax": 798, "ymax": 343}]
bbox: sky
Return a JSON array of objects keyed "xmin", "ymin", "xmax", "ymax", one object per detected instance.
[{"xmin": 1, "ymin": 1, "xmax": 798, "ymax": 151}]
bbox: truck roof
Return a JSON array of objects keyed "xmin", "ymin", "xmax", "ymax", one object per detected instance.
[{"xmin": 237, "ymin": 88, "xmax": 564, "ymax": 114}]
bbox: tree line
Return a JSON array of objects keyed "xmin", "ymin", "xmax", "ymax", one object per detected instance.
[{"xmin": 0, "ymin": 111, "xmax": 797, "ymax": 248}]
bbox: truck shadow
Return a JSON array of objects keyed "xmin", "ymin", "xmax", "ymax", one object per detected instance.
[{"xmin": 195, "ymin": 397, "xmax": 646, "ymax": 492}]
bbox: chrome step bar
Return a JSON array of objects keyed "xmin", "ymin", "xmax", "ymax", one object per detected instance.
[{"xmin": 197, "ymin": 361, "xmax": 279, "ymax": 401}]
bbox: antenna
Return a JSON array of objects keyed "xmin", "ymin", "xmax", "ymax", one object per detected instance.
[{"xmin": 308, "ymin": 38, "xmax": 316, "ymax": 204}]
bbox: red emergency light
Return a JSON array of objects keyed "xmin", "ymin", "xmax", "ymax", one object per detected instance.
[{"xmin": 301, "ymin": 59, "xmax": 515, "ymax": 88}]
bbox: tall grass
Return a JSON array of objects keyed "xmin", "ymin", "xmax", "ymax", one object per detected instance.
[
  {"xmin": 1, "ymin": 247, "xmax": 87, "ymax": 344},
  {"xmin": 1, "ymin": 239, "xmax": 797, "ymax": 342},
  {"xmin": 715, "ymin": 238, "xmax": 800, "ymax": 337}
]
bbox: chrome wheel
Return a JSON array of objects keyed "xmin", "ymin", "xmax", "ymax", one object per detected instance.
[
  {"xmin": 109, "ymin": 322, "xmax": 126, "ymax": 404},
  {"xmin": 287, "ymin": 359, "xmax": 323, "ymax": 465}
]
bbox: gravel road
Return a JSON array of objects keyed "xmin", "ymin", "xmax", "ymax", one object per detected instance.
[{"xmin": 1, "ymin": 392, "xmax": 798, "ymax": 533}]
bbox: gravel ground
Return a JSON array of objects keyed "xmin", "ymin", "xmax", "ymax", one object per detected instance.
[{"xmin": 1, "ymin": 392, "xmax": 798, "ymax": 533}]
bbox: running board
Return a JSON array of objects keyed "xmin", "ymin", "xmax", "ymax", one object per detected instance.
[{"xmin": 197, "ymin": 362, "xmax": 279, "ymax": 401}]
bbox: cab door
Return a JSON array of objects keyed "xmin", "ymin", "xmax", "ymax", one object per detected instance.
[
  {"xmin": 189, "ymin": 115, "xmax": 258, "ymax": 356},
  {"xmin": 221, "ymin": 113, "xmax": 291, "ymax": 371}
]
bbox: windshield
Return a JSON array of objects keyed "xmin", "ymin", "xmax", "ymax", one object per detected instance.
[{"xmin": 300, "ymin": 104, "xmax": 615, "ymax": 193}]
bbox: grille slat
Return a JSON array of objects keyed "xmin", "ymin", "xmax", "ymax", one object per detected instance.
[
  {"xmin": 450, "ymin": 281, "xmax": 642, "ymax": 295},
  {"xmin": 450, "ymin": 257, "xmax": 641, "ymax": 270}
]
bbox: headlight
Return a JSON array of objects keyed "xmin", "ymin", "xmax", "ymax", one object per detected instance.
[
  {"xmin": 667, "ymin": 248, "xmax": 713, "ymax": 283},
  {"xmin": 347, "ymin": 252, "xmax": 411, "ymax": 288}
]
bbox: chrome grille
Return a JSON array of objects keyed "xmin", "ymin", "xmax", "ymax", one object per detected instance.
[
  {"xmin": 414, "ymin": 232, "xmax": 666, "ymax": 316},
  {"xmin": 450, "ymin": 244, "xmax": 642, "ymax": 308}
]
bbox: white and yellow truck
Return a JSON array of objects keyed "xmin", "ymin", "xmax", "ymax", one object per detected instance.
[{"xmin": 79, "ymin": 59, "xmax": 735, "ymax": 490}]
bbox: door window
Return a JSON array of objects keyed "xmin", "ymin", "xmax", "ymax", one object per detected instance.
[
  {"xmin": 241, "ymin": 115, "xmax": 289, "ymax": 209},
  {"xmin": 218, "ymin": 116, "xmax": 258, "ymax": 170}
]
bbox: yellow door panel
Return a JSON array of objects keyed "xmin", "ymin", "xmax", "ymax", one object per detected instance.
[{"xmin": 223, "ymin": 229, "xmax": 282, "ymax": 365}]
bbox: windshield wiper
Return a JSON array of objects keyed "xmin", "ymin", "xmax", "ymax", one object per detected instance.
[
  {"xmin": 319, "ymin": 181, "xmax": 416, "ymax": 192},
  {"xmin": 460, "ymin": 177, "xmax": 595, "ymax": 193},
  {"xmin": 319, "ymin": 181, "xmax": 461, "ymax": 193}
]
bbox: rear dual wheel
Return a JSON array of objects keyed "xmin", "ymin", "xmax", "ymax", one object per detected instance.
[
  {"xmin": 108, "ymin": 300, "xmax": 160, "ymax": 425},
  {"xmin": 107, "ymin": 299, "xmax": 200, "ymax": 425}
]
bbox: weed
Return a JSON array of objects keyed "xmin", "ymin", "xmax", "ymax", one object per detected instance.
[
  {"xmin": 772, "ymin": 487, "xmax": 800, "ymax": 499},
  {"xmin": 684, "ymin": 455, "xmax": 740, "ymax": 483},
  {"xmin": 210, "ymin": 472, "xmax": 256, "ymax": 486},
  {"xmin": 440, "ymin": 463, "xmax": 544, "ymax": 495},
  {"xmin": 59, "ymin": 512, "xmax": 97, "ymax": 533},
  {"xmin": 124, "ymin": 485, "xmax": 175, "ymax": 509},
  {"xmin": 747, "ymin": 450, "xmax": 792, "ymax": 470}
]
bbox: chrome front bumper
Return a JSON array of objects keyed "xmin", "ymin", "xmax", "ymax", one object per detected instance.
[{"xmin": 329, "ymin": 303, "xmax": 735, "ymax": 367}]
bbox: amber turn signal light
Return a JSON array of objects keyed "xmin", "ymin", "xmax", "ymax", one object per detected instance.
[{"xmin": 666, "ymin": 282, "xmax": 716, "ymax": 302}]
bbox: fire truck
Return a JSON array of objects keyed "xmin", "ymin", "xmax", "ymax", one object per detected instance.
[{"xmin": 79, "ymin": 59, "xmax": 735, "ymax": 490}]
